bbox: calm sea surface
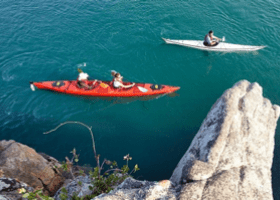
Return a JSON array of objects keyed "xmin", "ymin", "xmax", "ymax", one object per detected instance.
[{"xmin": 1, "ymin": 0, "xmax": 280, "ymax": 198}]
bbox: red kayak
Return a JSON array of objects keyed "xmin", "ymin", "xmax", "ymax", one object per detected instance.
[{"xmin": 30, "ymin": 80, "xmax": 180, "ymax": 97}]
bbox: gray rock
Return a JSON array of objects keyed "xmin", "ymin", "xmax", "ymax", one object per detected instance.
[
  {"xmin": 0, "ymin": 194, "xmax": 21, "ymax": 200},
  {"xmin": 0, "ymin": 177, "xmax": 33, "ymax": 200},
  {"xmin": 115, "ymin": 177, "xmax": 156, "ymax": 190},
  {"xmin": 54, "ymin": 175, "xmax": 92, "ymax": 200},
  {"xmin": 179, "ymin": 180, "xmax": 206, "ymax": 200},
  {"xmin": 170, "ymin": 80, "xmax": 280, "ymax": 200},
  {"xmin": 0, "ymin": 177, "xmax": 32, "ymax": 192},
  {"xmin": 93, "ymin": 177, "xmax": 177, "ymax": 200},
  {"xmin": 0, "ymin": 195, "xmax": 8, "ymax": 200}
]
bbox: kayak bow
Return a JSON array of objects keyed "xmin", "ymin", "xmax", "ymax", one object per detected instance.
[{"xmin": 30, "ymin": 80, "xmax": 180, "ymax": 97}]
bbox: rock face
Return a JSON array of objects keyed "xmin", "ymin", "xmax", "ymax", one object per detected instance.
[
  {"xmin": 0, "ymin": 177, "xmax": 33, "ymax": 193},
  {"xmin": 93, "ymin": 177, "xmax": 177, "ymax": 200},
  {"xmin": 0, "ymin": 140, "xmax": 64, "ymax": 196},
  {"xmin": 0, "ymin": 177, "xmax": 34, "ymax": 200},
  {"xmin": 170, "ymin": 80, "xmax": 280, "ymax": 200},
  {"xmin": 54, "ymin": 175, "xmax": 92, "ymax": 200}
]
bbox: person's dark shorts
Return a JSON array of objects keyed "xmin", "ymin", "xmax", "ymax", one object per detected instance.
[
  {"xmin": 77, "ymin": 80, "xmax": 85, "ymax": 88},
  {"xmin": 203, "ymin": 41, "xmax": 219, "ymax": 47}
]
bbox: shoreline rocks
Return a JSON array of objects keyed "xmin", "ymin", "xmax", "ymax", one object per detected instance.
[
  {"xmin": 0, "ymin": 176, "xmax": 34, "ymax": 200},
  {"xmin": 93, "ymin": 177, "xmax": 178, "ymax": 200},
  {"xmin": 170, "ymin": 80, "xmax": 280, "ymax": 200},
  {"xmin": 54, "ymin": 175, "xmax": 92, "ymax": 200},
  {"xmin": 0, "ymin": 140, "xmax": 65, "ymax": 196}
]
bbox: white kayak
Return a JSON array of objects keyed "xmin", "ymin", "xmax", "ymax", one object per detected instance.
[{"xmin": 162, "ymin": 38, "xmax": 266, "ymax": 52}]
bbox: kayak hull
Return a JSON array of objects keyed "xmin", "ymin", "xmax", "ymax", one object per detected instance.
[
  {"xmin": 31, "ymin": 80, "xmax": 180, "ymax": 97},
  {"xmin": 162, "ymin": 38, "xmax": 266, "ymax": 52}
]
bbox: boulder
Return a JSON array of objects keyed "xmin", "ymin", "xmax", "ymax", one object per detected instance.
[
  {"xmin": 0, "ymin": 177, "xmax": 33, "ymax": 200},
  {"xmin": 0, "ymin": 195, "xmax": 8, "ymax": 200},
  {"xmin": 0, "ymin": 140, "xmax": 65, "ymax": 196},
  {"xmin": 0, "ymin": 177, "xmax": 33, "ymax": 193},
  {"xmin": 54, "ymin": 175, "xmax": 92, "ymax": 200},
  {"xmin": 170, "ymin": 80, "xmax": 280, "ymax": 200},
  {"xmin": 93, "ymin": 177, "xmax": 177, "ymax": 200}
]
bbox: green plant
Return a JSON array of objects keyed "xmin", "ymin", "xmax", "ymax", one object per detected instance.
[
  {"xmin": 59, "ymin": 187, "xmax": 68, "ymax": 200},
  {"xmin": 20, "ymin": 189, "xmax": 54, "ymax": 200},
  {"xmin": 43, "ymin": 121, "xmax": 140, "ymax": 199},
  {"xmin": 87, "ymin": 154, "xmax": 140, "ymax": 197}
]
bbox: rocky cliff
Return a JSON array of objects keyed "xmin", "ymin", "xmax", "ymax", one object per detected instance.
[
  {"xmin": 91, "ymin": 80, "xmax": 280, "ymax": 200},
  {"xmin": 171, "ymin": 80, "xmax": 280, "ymax": 200}
]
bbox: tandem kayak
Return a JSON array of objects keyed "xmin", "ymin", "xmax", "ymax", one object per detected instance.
[
  {"xmin": 30, "ymin": 80, "xmax": 180, "ymax": 97},
  {"xmin": 162, "ymin": 38, "xmax": 266, "ymax": 52}
]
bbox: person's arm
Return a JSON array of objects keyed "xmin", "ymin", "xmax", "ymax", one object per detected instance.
[
  {"xmin": 212, "ymin": 35, "xmax": 221, "ymax": 41},
  {"xmin": 89, "ymin": 79, "xmax": 98, "ymax": 86}
]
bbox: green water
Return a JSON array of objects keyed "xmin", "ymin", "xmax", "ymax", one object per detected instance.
[{"xmin": 1, "ymin": 0, "xmax": 280, "ymax": 198}]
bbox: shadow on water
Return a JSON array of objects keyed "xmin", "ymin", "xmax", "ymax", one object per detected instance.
[
  {"xmin": 82, "ymin": 92, "xmax": 180, "ymax": 103},
  {"xmin": 0, "ymin": 104, "xmax": 194, "ymax": 182},
  {"xmin": 0, "ymin": 111, "xmax": 97, "ymax": 166},
  {"xmin": 203, "ymin": 51, "xmax": 210, "ymax": 57}
]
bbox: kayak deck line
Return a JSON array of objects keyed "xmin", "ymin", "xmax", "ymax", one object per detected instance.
[
  {"xmin": 30, "ymin": 80, "xmax": 180, "ymax": 97},
  {"xmin": 162, "ymin": 38, "xmax": 266, "ymax": 52}
]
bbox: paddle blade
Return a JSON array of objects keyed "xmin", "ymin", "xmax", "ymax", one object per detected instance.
[
  {"xmin": 137, "ymin": 86, "xmax": 148, "ymax": 93},
  {"xmin": 30, "ymin": 84, "xmax": 35, "ymax": 91}
]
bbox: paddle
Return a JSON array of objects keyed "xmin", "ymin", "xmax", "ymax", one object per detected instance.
[
  {"xmin": 219, "ymin": 36, "xmax": 226, "ymax": 42},
  {"xmin": 111, "ymin": 70, "xmax": 148, "ymax": 93},
  {"xmin": 214, "ymin": 36, "xmax": 225, "ymax": 43},
  {"xmin": 213, "ymin": 36, "xmax": 225, "ymax": 46},
  {"xmin": 30, "ymin": 82, "xmax": 35, "ymax": 91}
]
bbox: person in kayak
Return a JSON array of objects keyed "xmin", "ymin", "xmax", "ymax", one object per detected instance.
[
  {"xmin": 77, "ymin": 68, "xmax": 97, "ymax": 89},
  {"xmin": 204, "ymin": 30, "xmax": 222, "ymax": 46},
  {"xmin": 112, "ymin": 71, "xmax": 135, "ymax": 89}
]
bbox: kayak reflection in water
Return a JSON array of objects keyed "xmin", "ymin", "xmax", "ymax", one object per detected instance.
[
  {"xmin": 77, "ymin": 68, "xmax": 97, "ymax": 89},
  {"xmin": 203, "ymin": 30, "xmax": 222, "ymax": 46},
  {"xmin": 111, "ymin": 71, "xmax": 135, "ymax": 89}
]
